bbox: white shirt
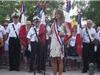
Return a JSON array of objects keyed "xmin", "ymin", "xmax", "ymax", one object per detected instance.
[
  {"xmin": 5, "ymin": 28, "xmax": 9, "ymax": 44},
  {"xmin": 96, "ymin": 31, "xmax": 100, "ymax": 41},
  {"xmin": 0, "ymin": 25, "xmax": 6, "ymax": 38},
  {"xmin": 69, "ymin": 35, "xmax": 76, "ymax": 47},
  {"xmin": 82, "ymin": 27, "xmax": 96, "ymax": 43},
  {"xmin": 27, "ymin": 26, "xmax": 39, "ymax": 42},
  {"xmin": 46, "ymin": 25, "xmax": 51, "ymax": 39},
  {"xmin": 6, "ymin": 22, "xmax": 21, "ymax": 38}
]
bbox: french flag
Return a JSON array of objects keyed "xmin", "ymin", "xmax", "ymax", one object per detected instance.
[
  {"xmin": 64, "ymin": 0, "xmax": 72, "ymax": 44},
  {"xmin": 76, "ymin": 13, "xmax": 82, "ymax": 57},
  {"xmin": 38, "ymin": 2, "xmax": 46, "ymax": 46},
  {"xmin": 19, "ymin": 2, "xmax": 28, "ymax": 47}
]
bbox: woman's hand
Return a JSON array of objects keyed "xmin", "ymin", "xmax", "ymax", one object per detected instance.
[{"xmin": 58, "ymin": 32, "xmax": 65, "ymax": 37}]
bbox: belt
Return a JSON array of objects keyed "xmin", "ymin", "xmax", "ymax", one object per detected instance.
[
  {"xmin": 10, "ymin": 37, "xmax": 18, "ymax": 39},
  {"xmin": 83, "ymin": 42, "xmax": 91, "ymax": 44}
]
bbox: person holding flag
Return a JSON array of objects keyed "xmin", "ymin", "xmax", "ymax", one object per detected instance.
[
  {"xmin": 37, "ymin": 1, "xmax": 47, "ymax": 73},
  {"xmin": 27, "ymin": 16, "xmax": 41, "ymax": 72}
]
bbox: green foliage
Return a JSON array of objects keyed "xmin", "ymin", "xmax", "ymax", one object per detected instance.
[
  {"xmin": 72, "ymin": 0, "xmax": 100, "ymax": 26},
  {"xmin": 0, "ymin": 1, "xmax": 63, "ymax": 24},
  {"xmin": 84, "ymin": 1, "xmax": 100, "ymax": 26},
  {"xmin": 46, "ymin": 1, "xmax": 64, "ymax": 18},
  {"xmin": 72, "ymin": 0, "xmax": 86, "ymax": 10},
  {"xmin": 0, "ymin": 1, "xmax": 17, "ymax": 24}
]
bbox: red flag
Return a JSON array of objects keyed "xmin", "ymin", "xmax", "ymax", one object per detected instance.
[
  {"xmin": 38, "ymin": 24, "xmax": 46, "ymax": 46},
  {"xmin": 64, "ymin": 22, "xmax": 72, "ymax": 44},
  {"xmin": 75, "ymin": 12, "xmax": 83, "ymax": 57},
  {"xmin": 19, "ymin": 25, "xmax": 28, "ymax": 47}
]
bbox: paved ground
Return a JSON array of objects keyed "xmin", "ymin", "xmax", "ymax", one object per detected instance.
[
  {"xmin": 0, "ymin": 69, "xmax": 100, "ymax": 75},
  {"xmin": 0, "ymin": 65, "xmax": 100, "ymax": 75}
]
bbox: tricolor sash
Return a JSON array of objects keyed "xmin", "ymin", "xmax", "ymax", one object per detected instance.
[{"xmin": 53, "ymin": 22, "xmax": 63, "ymax": 54}]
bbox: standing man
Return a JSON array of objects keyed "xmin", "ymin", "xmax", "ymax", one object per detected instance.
[
  {"xmin": 6, "ymin": 12, "xmax": 21, "ymax": 71},
  {"xmin": 81, "ymin": 20, "xmax": 96, "ymax": 73}
]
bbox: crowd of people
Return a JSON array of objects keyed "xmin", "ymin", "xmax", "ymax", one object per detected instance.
[{"xmin": 0, "ymin": 9, "xmax": 100, "ymax": 75}]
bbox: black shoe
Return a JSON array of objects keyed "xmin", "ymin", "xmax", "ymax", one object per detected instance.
[
  {"xmin": 63, "ymin": 69, "xmax": 66, "ymax": 72},
  {"xmin": 29, "ymin": 69, "xmax": 33, "ymax": 72},
  {"xmin": 97, "ymin": 69, "xmax": 100, "ymax": 71},
  {"xmin": 9, "ymin": 69, "xmax": 14, "ymax": 71},
  {"xmin": 15, "ymin": 69, "xmax": 20, "ymax": 71},
  {"xmin": 37, "ymin": 70, "xmax": 42, "ymax": 73},
  {"xmin": 81, "ymin": 70, "xmax": 87, "ymax": 73}
]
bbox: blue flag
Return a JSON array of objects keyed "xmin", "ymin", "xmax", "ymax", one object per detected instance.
[
  {"xmin": 66, "ymin": 0, "xmax": 71, "ymax": 12},
  {"xmin": 37, "ymin": 0, "xmax": 41, "ymax": 18},
  {"xmin": 21, "ymin": 2, "xmax": 26, "ymax": 14},
  {"xmin": 77, "ymin": 13, "xmax": 82, "ymax": 28}
]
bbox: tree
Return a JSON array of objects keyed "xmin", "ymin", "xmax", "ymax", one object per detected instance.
[
  {"xmin": 84, "ymin": 1, "xmax": 100, "ymax": 26},
  {"xmin": 72, "ymin": 0, "xmax": 86, "ymax": 10},
  {"xmin": 0, "ymin": 1, "xmax": 64, "ymax": 24},
  {"xmin": 0, "ymin": 1, "xmax": 17, "ymax": 24},
  {"xmin": 72, "ymin": 0, "xmax": 100, "ymax": 26},
  {"xmin": 25, "ymin": 1, "xmax": 64, "ymax": 20}
]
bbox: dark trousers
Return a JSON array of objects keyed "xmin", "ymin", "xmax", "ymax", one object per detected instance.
[
  {"xmin": 96, "ymin": 45, "xmax": 100, "ymax": 69},
  {"xmin": 9, "ymin": 37, "xmax": 21, "ymax": 70},
  {"xmin": 82, "ymin": 43, "xmax": 95, "ymax": 71},
  {"xmin": 30, "ymin": 42, "xmax": 41, "ymax": 71},
  {"xmin": 40, "ymin": 44, "xmax": 47, "ymax": 71},
  {"xmin": 0, "ymin": 47, "xmax": 3, "ymax": 67}
]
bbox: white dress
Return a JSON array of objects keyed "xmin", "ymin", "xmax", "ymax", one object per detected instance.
[{"xmin": 50, "ymin": 23, "xmax": 65, "ymax": 58}]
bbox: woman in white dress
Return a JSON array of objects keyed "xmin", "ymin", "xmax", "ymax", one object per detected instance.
[{"xmin": 50, "ymin": 9, "xmax": 71, "ymax": 75}]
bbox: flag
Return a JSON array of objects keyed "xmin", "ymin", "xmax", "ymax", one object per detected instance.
[
  {"xmin": 76, "ymin": 13, "xmax": 82, "ymax": 57},
  {"xmin": 39, "ymin": 13, "xmax": 46, "ymax": 46},
  {"xmin": 19, "ymin": 2, "xmax": 27, "ymax": 47},
  {"xmin": 21, "ymin": 2, "xmax": 26, "ymax": 24},
  {"xmin": 77, "ymin": 13, "xmax": 82, "ymax": 28},
  {"xmin": 40, "ymin": 10, "xmax": 46, "ymax": 25},
  {"xmin": 65, "ymin": 0, "xmax": 72, "ymax": 31},
  {"xmin": 64, "ymin": 0, "xmax": 72, "ymax": 44},
  {"xmin": 38, "ymin": 2, "xmax": 46, "ymax": 46}
]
